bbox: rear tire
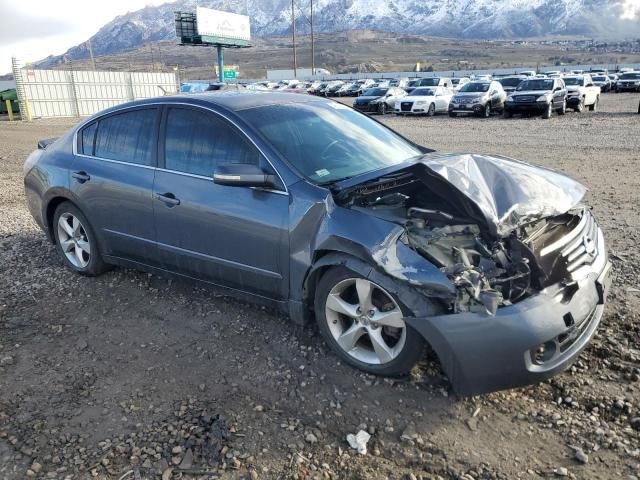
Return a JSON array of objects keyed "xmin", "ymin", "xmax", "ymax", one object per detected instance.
[
  {"xmin": 53, "ymin": 201, "xmax": 109, "ymax": 276},
  {"xmin": 314, "ymin": 267, "xmax": 425, "ymax": 377}
]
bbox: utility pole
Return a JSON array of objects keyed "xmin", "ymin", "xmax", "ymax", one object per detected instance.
[
  {"xmin": 291, "ymin": 0, "xmax": 297, "ymax": 77},
  {"xmin": 86, "ymin": 39, "xmax": 96, "ymax": 70},
  {"xmin": 310, "ymin": 0, "xmax": 315, "ymax": 75}
]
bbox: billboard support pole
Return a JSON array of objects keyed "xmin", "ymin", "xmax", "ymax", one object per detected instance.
[{"xmin": 217, "ymin": 45, "xmax": 224, "ymax": 83}]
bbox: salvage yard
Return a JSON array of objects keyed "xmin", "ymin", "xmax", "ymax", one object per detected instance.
[{"xmin": 1, "ymin": 93, "xmax": 639, "ymax": 480}]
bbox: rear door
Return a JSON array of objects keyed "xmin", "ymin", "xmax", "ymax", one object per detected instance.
[
  {"xmin": 153, "ymin": 105, "xmax": 289, "ymax": 299},
  {"xmin": 71, "ymin": 107, "xmax": 159, "ymax": 265}
]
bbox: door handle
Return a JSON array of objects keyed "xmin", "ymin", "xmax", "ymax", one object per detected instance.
[
  {"xmin": 72, "ymin": 171, "xmax": 90, "ymax": 183},
  {"xmin": 155, "ymin": 192, "xmax": 181, "ymax": 207}
]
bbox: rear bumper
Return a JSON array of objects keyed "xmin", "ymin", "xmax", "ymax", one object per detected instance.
[{"xmin": 405, "ymin": 260, "xmax": 612, "ymax": 396}]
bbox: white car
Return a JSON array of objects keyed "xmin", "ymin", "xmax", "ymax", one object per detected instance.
[
  {"xmin": 563, "ymin": 75, "xmax": 601, "ymax": 112},
  {"xmin": 395, "ymin": 86, "xmax": 453, "ymax": 116},
  {"xmin": 519, "ymin": 71, "xmax": 537, "ymax": 77},
  {"xmin": 452, "ymin": 77, "xmax": 470, "ymax": 92}
]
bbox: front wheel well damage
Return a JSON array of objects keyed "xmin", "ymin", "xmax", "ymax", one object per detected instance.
[{"xmin": 301, "ymin": 251, "xmax": 449, "ymax": 377}]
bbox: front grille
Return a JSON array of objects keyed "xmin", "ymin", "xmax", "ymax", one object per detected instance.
[
  {"xmin": 401, "ymin": 102, "xmax": 413, "ymax": 112},
  {"xmin": 516, "ymin": 95, "xmax": 535, "ymax": 103},
  {"xmin": 539, "ymin": 209, "xmax": 604, "ymax": 280}
]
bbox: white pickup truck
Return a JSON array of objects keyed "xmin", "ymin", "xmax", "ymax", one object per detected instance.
[{"xmin": 563, "ymin": 75, "xmax": 601, "ymax": 112}]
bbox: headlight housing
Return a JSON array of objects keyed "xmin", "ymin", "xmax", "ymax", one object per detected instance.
[
  {"xmin": 506, "ymin": 95, "xmax": 515, "ymax": 102},
  {"xmin": 415, "ymin": 100, "xmax": 426, "ymax": 105},
  {"xmin": 537, "ymin": 94, "xmax": 552, "ymax": 102}
]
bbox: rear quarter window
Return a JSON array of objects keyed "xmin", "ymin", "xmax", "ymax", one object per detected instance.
[{"xmin": 80, "ymin": 122, "xmax": 97, "ymax": 155}]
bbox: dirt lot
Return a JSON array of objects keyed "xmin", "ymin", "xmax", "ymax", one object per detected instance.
[{"xmin": 1, "ymin": 93, "xmax": 639, "ymax": 480}]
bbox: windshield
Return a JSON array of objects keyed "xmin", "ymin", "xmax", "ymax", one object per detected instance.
[
  {"xmin": 419, "ymin": 78, "xmax": 440, "ymax": 86},
  {"xmin": 409, "ymin": 79, "xmax": 420, "ymax": 87},
  {"xmin": 593, "ymin": 76, "xmax": 607, "ymax": 81},
  {"xmin": 563, "ymin": 77, "xmax": 583, "ymax": 86},
  {"xmin": 516, "ymin": 79, "xmax": 554, "ymax": 91},
  {"xmin": 621, "ymin": 73, "xmax": 640, "ymax": 79},
  {"xmin": 451, "ymin": 79, "xmax": 462, "ymax": 85},
  {"xmin": 409, "ymin": 88, "xmax": 436, "ymax": 96},
  {"xmin": 499, "ymin": 77, "xmax": 523, "ymax": 87},
  {"xmin": 239, "ymin": 102, "xmax": 421, "ymax": 184},
  {"xmin": 459, "ymin": 82, "xmax": 490, "ymax": 93},
  {"xmin": 363, "ymin": 88, "xmax": 388, "ymax": 97}
]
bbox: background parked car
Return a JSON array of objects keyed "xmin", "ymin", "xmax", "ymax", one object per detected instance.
[
  {"xmin": 616, "ymin": 72, "xmax": 640, "ymax": 92},
  {"xmin": 498, "ymin": 75, "xmax": 525, "ymax": 94},
  {"xmin": 449, "ymin": 80, "xmax": 507, "ymax": 118},
  {"xmin": 353, "ymin": 86, "xmax": 407, "ymax": 114},
  {"xmin": 451, "ymin": 77, "xmax": 470, "ymax": 92},
  {"xmin": 405, "ymin": 77, "xmax": 452, "ymax": 94},
  {"xmin": 395, "ymin": 86, "xmax": 453, "ymax": 116},
  {"xmin": 592, "ymin": 75, "xmax": 612, "ymax": 92},
  {"xmin": 608, "ymin": 74, "xmax": 619, "ymax": 90},
  {"xmin": 389, "ymin": 77, "xmax": 410, "ymax": 89},
  {"xmin": 564, "ymin": 75, "xmax": 600, "ymax": 112},
  {"xmin": 324, "ymin": 81, "xmax": 345, "ymax": 97},
  {"xmin": 504, "ymin": 77, "xmax": 567, "ymax": 119}
]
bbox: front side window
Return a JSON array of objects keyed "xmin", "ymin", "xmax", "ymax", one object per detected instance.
[
  {"xmin": 94, "ymin": 109, "xmax": 156, "ymax": 165},
  {"xmin": 164, "ymin": 107, "xmax": 262, "ymax": 177},
  {"xmin": 239, "ymin": 101, "xmax": 422, "ymax": 184}
]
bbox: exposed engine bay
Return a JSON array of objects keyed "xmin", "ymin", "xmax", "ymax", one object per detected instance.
[{"xmin": 335, "ymin": 164, "xmax": 589, "ymax": 316}]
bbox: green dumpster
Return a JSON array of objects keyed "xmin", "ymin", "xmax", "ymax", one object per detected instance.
[{"xmin": 0, "ymin": 89, "xmax": 19, "ymax": 114}]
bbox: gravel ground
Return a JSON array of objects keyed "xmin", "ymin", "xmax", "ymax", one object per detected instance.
[{"xmin": 0, "ymin": 93, "xmax": 639, "ymax": 480}]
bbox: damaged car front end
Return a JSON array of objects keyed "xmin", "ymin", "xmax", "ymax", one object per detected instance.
[{"xmin": 326, "ymin": 153, "xmax": 611, "ymax": 395}]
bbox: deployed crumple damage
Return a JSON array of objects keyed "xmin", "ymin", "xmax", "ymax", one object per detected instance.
[
  {"xmin": 327, "ymin": 153, "xmax": 591, "ymax": 316},
  {"xmin": 419, "ymin": 153, "xmax": 587, "ymax": 238}
]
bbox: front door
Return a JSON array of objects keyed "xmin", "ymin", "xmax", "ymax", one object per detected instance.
[{"xmin": 153, "ymin": 106, "xmax": 289, "ymax": 299}]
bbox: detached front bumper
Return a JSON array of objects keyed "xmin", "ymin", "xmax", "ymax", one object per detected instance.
[{"xmin": 406, "ymin": 260, "xmax": 612, "ymax": 396}]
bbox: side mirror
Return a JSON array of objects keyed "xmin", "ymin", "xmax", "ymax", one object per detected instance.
[{"xmin": 214, "ymin": 163, "xmax": 277, "ymax": 189}]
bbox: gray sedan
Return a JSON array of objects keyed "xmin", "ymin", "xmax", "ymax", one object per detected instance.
[{"xmin": 24, "ymin": 92, "xmax": 611, "ymax": 395}]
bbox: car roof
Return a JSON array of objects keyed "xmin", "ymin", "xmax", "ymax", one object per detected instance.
[{"xmin": 108, "ymin": 91, "xmax": 330, "ymax": 115}]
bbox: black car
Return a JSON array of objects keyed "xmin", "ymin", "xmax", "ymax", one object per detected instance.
[
  {"xmin": 24, "ymin": 92, "xmax": 611, "ymax": 396},
  {"xmin": 504, "ymin": 78, "xmax": 567, "ymax": 119},
  {"xmin": 353, "ymin": 87, "xmax": 406, "ymax": 115},
  {"xmin": 616, "ymin": 72, "xmax": 640, "ymax": 92},
  {"xmin": 309, "ymin": 82, "xmax": 328, "ymax": 95}
]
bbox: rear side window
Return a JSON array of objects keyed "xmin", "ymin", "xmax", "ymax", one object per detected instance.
[
  {"xmin": 164, "ymin": 107, "xmax": 262, "ymax": 177},
  {"xmin": 94, "ymin": 109, "xmax": 156, "ymax": 166},
  {"xmin": 81, "ymin": 122, "xmax": 97, "ymax": 155}
]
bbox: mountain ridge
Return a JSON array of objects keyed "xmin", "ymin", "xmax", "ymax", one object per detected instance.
[{"xmin": 36, "ymin": 0, "xmax": 636, "ymax": 67}]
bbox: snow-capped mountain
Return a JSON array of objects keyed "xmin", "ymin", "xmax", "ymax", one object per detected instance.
[{"xmin": 38, "ymin": 0, "xmax": 631, "ymax": 66}]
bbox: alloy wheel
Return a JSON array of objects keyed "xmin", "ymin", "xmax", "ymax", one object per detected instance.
[
  {"xmin": 324, "ymin": 278, "xmax": 406, "ymax": 365},
  {"xmin": 57, "ymin": 212, "xmax": 91, "ymax": 268}
]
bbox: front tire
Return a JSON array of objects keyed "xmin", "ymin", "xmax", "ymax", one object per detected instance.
[
  {"xmin": 574, "ymin": 98, "xmax": 584, "ymax": 113},
  {"xmin": 557, "ymin": 99, "xmax": 566, "ymax": 115},
  {"xmin": 483, "ymin": 103, "xmax": 491, "ymax": 118},
  {"xmin": 378, "ymin": 103, "xmax": 387, "ymax": 115},
  {"xmin": 53, "ymin": 201, "xmax": 108, "ymax": 276},
  {"xmin": 589, "ymin": 96, "xmax": 599, "ymax": 112},
  {"xmin": 427, "ymin": 103, "xmax": 436, "ymax": 116},
  {"xmin": 503, "ymin": 109, "xmax": 513, "ymax": 118},
  {"xmin": 314, "ymin": 267, "xmax": 425, "ymax": 376},
  {"xmin": 542, "ymin": 102, "xmax": 553, "ymax": 119}
]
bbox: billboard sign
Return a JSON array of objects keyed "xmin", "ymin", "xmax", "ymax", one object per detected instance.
[{"xmin": 196, "ymin": 7, "xmax": 251, "ymax": 47}]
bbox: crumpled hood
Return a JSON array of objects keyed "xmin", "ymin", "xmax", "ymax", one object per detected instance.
[{"xmin": 418, "ymin": 152, "xmax": 587, "ymax": 237}]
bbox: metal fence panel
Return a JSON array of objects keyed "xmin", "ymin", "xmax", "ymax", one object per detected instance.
[{"xmin": 14, "ymin": 65, "xmax": 178, "ymax": 119}]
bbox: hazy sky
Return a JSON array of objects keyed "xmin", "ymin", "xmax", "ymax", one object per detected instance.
[
  {"xmin": 1, "ymin": 0, "xmax": 639, "ymax": 76},
  {"xmin": 0, "ymin": 0, "xmax": 168, "ymax": 75}
]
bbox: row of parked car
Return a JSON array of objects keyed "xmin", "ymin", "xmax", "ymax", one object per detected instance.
[{"xmin": 245, "ymin": 69, "xmax": 640, "ymax": 119}]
